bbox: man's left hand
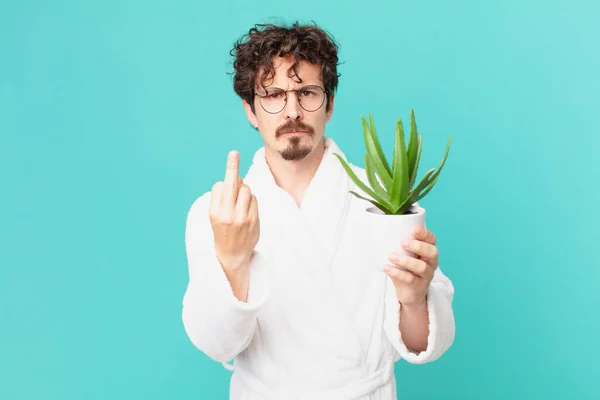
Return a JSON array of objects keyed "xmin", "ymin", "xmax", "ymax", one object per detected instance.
[{"xmin": 384, "ymin": 225, "xmax": 439, "ymax": 308}]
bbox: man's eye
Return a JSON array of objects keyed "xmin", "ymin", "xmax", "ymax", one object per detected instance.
[{"xmin": 268, "ymin": 92, "xmax": 281, "ymax": 98}]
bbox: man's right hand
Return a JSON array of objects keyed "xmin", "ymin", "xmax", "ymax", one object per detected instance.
[{"xmin": 209, "ymin": 150, "xmax": 260, "ymax": 273}]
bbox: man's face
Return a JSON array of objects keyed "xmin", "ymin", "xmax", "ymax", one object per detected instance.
[{"xmin": 243, "ymin": 56, "xmax": 335, "ymax": 161}]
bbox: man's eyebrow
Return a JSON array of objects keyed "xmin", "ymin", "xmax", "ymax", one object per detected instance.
[{"xmin": 262, "ymin": 84, "xmax": 322, "ymax": 91}]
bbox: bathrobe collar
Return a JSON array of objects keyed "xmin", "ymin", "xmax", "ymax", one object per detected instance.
[{"xmin": 244, "ymin": 136, "xmax": 355, "ymax": 268}]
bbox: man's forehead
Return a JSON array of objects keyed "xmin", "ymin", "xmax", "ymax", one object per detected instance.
[{"xmin": 256, "ymin": 58, "xmax": 322, "ymax": 89}]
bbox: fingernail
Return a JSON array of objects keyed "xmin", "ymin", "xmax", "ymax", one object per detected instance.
[
  {"xmin": 402, "ymin": 239, "xmax": 410, "ymax": 248},
  {"xmin": 389, "ymin": 253, "xmax": 398, "ymax": 261},
  {"xmin": 415, "ymin": 226, "xmax": 422, "ymax": 235}
]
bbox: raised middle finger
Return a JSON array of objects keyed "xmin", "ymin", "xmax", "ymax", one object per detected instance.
[{"xmin": 223, "ymin": 150, "xmax": 240, "ymax": 209}]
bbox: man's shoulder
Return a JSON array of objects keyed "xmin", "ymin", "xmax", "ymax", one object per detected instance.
[{"xmin": 187, "ymin": 191, "xmax": 212, "ymax": 221}]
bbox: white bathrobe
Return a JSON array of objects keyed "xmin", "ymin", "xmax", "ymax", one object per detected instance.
[{"xmin": 182, "ymin": 137, "xmax": 455, "ymax": 400}]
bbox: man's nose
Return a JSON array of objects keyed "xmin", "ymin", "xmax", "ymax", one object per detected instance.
[{"xmin": 283, "ymin": 92, "xmax": 303, "ymax": 120}]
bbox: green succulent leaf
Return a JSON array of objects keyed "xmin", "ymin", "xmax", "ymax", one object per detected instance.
[
  {"xmin": 396, "ymin": 168, "xmax": 435, "ymax": 213},
  {"xmin": 408, "ymin": 135, "xmax": 423, "ymax": 189},
  {"xmin": 349, "ymin": 190, "xmax": 394, "ymax": 214},
  {"xmin": 333, "ymin": 153, "xmax": 395, "ymax": 211},
  {"xmin": 414, "ymin": 136, "xmax": 451, "ymax": 201},
  {"xmin": 364, "ymin": 153, "xmax": 389, "ymax": 202},
  {"xmin": 362, "ymin": 115, "xmax": 393, "ymax": 190},
  {"xmin": 417, "ymin": 174, "xmax": 439, "ymax": 201},
  {"xmin": 407, "ymin": 110, "xmax": 420, "ymax": 188},
  {"xmin": 422, "ymin": 136, "xmax": 452, "ymax": 192},
  {"xmin": 390, "ymin": 118, "xmax": 410, "ymax": 208},
  {"xmin": 411, "ymin": 168, "xmax": 436, "ymax": 197}
]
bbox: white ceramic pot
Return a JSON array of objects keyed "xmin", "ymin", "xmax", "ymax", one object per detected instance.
[{"xmin": 362, "ymin": 204, "xmax": 426, "ymax": 273}]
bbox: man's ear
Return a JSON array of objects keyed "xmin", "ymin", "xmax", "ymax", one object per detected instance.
[
  {"xmin": 325, "ymin": 94, "xmax": 335, "ymax": 122},
  {"xmin": 243, "ymin": 99, "xmax": 259, "ymax": 129}
]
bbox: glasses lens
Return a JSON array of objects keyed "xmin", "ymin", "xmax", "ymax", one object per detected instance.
[
  {"xmin": 260, "ymin": 89, "xmax": 286, "ymax": 113},
  {"xmin": 298, "ymin": 86, "xmax": 325, "ymax": 112}
]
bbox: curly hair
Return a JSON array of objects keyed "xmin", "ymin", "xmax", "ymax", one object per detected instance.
[{"xmin": 229, "ymin": 21, "xmax": 341, "ymax": 114}]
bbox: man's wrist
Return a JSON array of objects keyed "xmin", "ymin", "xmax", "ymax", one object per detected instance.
[
  {"xmin": 399, "ymin": 295, "xmax": 428, "ymax": 312},
  {"xmin": 221, "ymin": 262, "xmax": 250, "ymax": 302}
]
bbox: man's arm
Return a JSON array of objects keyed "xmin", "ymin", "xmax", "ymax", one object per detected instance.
[
  {"xmin": 222, "ymin": 265, "xmax": 251, "ymax": 302},
  {"xmin": 399, "ymin": 299, "xmax": 429, "ymax": 353},
  {"xmin": 383, "ymin": 266, "xmax": 455, "ymax": 364},
  {"xmin": 181, "ymin": 194, "xmax": 269, "ymax": 364}
]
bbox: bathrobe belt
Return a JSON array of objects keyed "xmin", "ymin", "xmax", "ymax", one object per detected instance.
[{"xmin": 233, "ymin": 359, "xmax": 394, "ymax": 400}]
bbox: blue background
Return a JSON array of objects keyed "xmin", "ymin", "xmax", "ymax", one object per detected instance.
[{"xmin": 1, "ymin": 0, "xmax": 599, "ymax": 399}]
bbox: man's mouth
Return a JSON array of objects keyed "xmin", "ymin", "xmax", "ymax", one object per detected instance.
[{"xmin": 281, "ymin": 131, "xmax": 309, "ymax": 135}]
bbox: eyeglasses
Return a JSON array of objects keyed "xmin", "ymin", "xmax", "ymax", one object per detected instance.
[{"xmin": 254, "ymin": 85, "xmax": 328, "ymax": 114}]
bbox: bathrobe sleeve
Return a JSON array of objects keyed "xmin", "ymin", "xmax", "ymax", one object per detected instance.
[
  {"xmin": 384, "ymin": 265, "xmax": 455, "ymax": 364},
  {"xmin": 181, "ymin": 193, "xmax": 270, "ymax": 364}
]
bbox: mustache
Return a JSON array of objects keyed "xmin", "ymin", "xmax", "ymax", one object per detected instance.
[{"xmin": 276, "ymin": 120, "xmax": 315, "ymax": 137}]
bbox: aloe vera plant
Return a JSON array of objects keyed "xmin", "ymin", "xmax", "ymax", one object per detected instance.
[{"xmin": 333, "ymin": 110, "xmax": 452, "ymax": 215}]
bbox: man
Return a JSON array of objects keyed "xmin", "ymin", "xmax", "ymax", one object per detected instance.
[{"xmin": 182, "ymin": 22, "xmax": 455, "ymax": 399}]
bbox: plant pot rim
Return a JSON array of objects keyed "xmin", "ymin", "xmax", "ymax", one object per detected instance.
[{"xmin": 364, "ymin": 204, "xmax": 425, "ymax": 216}]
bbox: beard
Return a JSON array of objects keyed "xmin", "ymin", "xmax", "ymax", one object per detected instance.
[
  {"xmin": 280, "ymin": 136, "xmax": 312, "ymax": 160},
  {"xmin": 275, "ymin": 120, "xmax": 315, "ymax": 161}
]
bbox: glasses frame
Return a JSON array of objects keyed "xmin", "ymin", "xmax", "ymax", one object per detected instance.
[{"xmin": 254, "ymin": 85, "xmax": 329, "ymax": 114}]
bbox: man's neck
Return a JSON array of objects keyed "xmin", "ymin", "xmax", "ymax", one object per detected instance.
[{"xmin": 265, "ymin": 138, "xmax": 326, "ymax": 207}]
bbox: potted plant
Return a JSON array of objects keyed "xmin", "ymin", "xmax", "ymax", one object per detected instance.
[{"xmin": 333, "ymin": 109, "xmax": 452, "ymax": 271}]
